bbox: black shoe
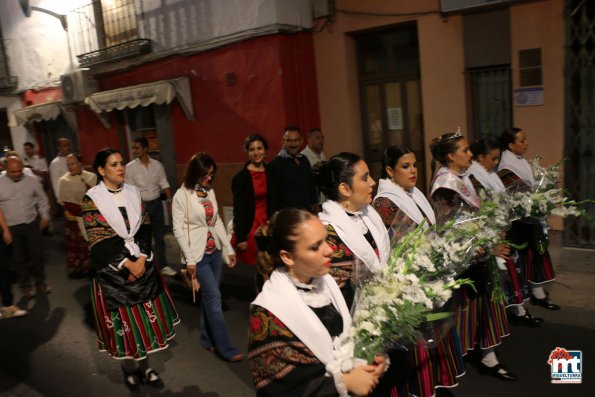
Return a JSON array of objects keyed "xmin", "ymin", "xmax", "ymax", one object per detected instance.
[
  {"xmin": 478, "ymin": 363, "xmax": 517, "ymax": 381},
  {"xmin": 509, "ymin": 310, "xmax": 543, "ymax": 327},
  {"xmin": 436, "ymin": 388, "xmax": 455, "ymax": 397},
  {"xmin": 124, "ymin": 373, "xmax": 141, "ymax": 391},
  {"xmin": 140, "ymin": 368, "xmax": 164, "ymax": 388},
  {"xmin": 530, "ymin": 295, "xmax": 560, "ymax": 310}
]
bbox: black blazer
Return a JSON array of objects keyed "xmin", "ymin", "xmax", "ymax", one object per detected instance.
[
  {"xmin": 231, "ymin": 162, "xmax": 276, "ymax": 243},
  {"xmin": 268, "ymin": 154, "xmax": 317, "ymax": 213}
]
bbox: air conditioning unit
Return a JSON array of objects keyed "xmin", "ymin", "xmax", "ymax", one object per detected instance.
[{"xmin": 60, "ymin": 69, "xmax": 98, "ymax": 104}]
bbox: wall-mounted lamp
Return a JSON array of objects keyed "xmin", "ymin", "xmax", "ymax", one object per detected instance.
[{"xmin": 18, "ymin": 0, "xmax": 68, "ymax": 31}]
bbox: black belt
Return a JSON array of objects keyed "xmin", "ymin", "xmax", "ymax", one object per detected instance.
[{"xmin": 143, "ymin": 198, "xmax": 161, "ymax": 205}]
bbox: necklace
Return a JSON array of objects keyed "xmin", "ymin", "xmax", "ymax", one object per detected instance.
[{"xmin": 194, "ymin": 184, "xmax": 210, "ymax": 195}]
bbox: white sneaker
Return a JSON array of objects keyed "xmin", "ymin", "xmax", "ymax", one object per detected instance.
[
  {"xmin": 1, "ymin": 305, "xmax": 28, "ymax": 319},
  {"xmin": 160, "ymin": 266, "xmax": 178, "ymax": 276}
]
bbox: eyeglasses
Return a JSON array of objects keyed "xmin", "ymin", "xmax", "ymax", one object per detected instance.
[{"xmin": 201, "ymin": 172, "xmax": 216, "ymax": 180}]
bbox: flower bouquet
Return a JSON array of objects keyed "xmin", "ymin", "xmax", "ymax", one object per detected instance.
[
  {"xmin": 506, "ymin": 156, "xmax": 582, "ymax": 220},
  {"xmin": 345, "ymin": 211, "xmax": 483, "ymax": 363},
  {"xmin": 502, "ymin": 156, "xmax": 585, "ymax": 253},
  {"xmin": 344, "ymin": 192, "xmax": 523, "ymax": 363}
]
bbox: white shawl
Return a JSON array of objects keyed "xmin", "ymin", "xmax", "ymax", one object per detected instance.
[
  {"xmin": 498, "ymin": 150, "xmax": 534, "ymax": 189},
  {"xmin": 430, "ymin": 167, "xmax": 481, "ymax": 209},
  {"xmin": 318, "ymin": 200, "xmax": 390, "ymax": 273},
  {"xmin": 468, "ymin": 161, "xmax": 505, "ymax": 193},
  {"xmin": 375, "ymin": 178, "xmax": 436, "ymax": 226},
  {"xmin": 58, "ymin": 170, "xmax": 97, "ymax": 205},
  {"xmin": 86, "ymin": 182, "xmax": 143, "ymax": 256},
  {"xmin": 252, "ymin": 269, "xmax": 351, "ymax": 368}
]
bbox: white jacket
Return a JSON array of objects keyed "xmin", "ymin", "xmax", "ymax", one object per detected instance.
[{"xmin": 172, "ymin": 187, "xmax": 234, "ymax": 266}]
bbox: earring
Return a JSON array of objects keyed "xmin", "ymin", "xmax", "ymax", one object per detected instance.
[{"xmin": 287, "ymin": 266, "xmax": 296, "ymax": 279}]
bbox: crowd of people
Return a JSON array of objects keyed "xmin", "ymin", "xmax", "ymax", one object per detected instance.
[{"xmin": 0, "ymin": 124, "xmax": 561, "ymax": 396}]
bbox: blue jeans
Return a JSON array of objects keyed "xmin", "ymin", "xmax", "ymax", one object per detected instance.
[
  {"xmin": 196, "ymin": 250, "xmax": 239, "ymax": 359},
  {"xmin": 144, "ymin": 199, "xmax": 166, "ymax": 269}
]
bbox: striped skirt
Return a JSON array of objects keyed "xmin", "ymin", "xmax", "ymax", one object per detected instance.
[
  {"xmin": 376, "ymin": 326, "xmax": 465, "ymax": 397},
  {"xmin": 502, "ymin": 258, "xmax": 530, "ymax": 307},
  {"xmin": 90, "ymin": 279, "xmax": 180, "ymax": 360},
  {"xmin": 454, "ymin": 286, "xmax": 510, "ymax": 352},
  {"xmin": 521, "ymin": 246, "xmax": 555, "ymax": 285}
]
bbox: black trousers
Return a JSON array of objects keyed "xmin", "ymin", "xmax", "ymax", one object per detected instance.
[
  {"xmin": 10, "ymin": 221, "xmax": 45, "ymax": 289},
  {"xmin": 0, "ymin": 238, "xmax": 14, "ymax": 306},
  {"xmin": 144, "ymin": 199, "xmax": 166, "ymax": 268}
]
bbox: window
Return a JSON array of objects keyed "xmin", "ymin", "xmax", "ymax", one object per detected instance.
[
  {"xmin": 71, "ymin": 0, "xmax": 151, "ymax": 66},
  {"xmin": 519, "ymin": 48, "xmax": 542, "ymax": 87},
  {"xmin": 101, "ymin": 0, "xmax": 138, "ymax": 47}
]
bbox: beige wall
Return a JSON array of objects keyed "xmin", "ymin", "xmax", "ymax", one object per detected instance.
[
  {"xmin": 313, "ymin": 0, "xmax": 468, "ymax": 188},
  {"xmin": 417, "ymin": 14, "xmax": 467, "ymax": 184},
  {"xmin": 510, "ymin": 0, "xmax": 565, "ymax": 228},
  {"xmin": 510, "ymin": 0, "xmax": 564, "ymax": 166}
]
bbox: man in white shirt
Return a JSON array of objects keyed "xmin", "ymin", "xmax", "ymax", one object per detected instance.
[
  {"xmin": 125, "ymin": 137, "xmax": 176, "ymax": 276},
  {"xmin": 0, "ymin": 156, "xmax": 50, "ymax": 298},
  {"xmin": 300, "ymin": 128, "xmax": 327, "ymax": 205},
  {"xmin": 23, "ymin": 142, "xmax": 49, "ymax": 175},
  {"xmin": 300, "ymin": 128, "xmax": 326, "ymax": 168},
  {"xmin": 49, "ymin": 137, "xmax": 72, "ymax": 200}
]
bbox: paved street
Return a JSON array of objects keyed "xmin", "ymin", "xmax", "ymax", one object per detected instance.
[{"xmin": 0, "ymin": 228, "xmax": 594, "ymax": 397}]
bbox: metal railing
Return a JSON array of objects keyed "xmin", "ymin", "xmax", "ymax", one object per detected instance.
[{"xmin": 70, "ymin": 0, "xmax": 150, "ymax": 67}]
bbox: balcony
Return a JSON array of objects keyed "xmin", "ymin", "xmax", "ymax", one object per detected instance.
[
  {"xmin": 77, "ymin": 38, "xmax": 151, "ymax": 67},
  {"xmin": 70, "ymin": 0, "xmax": 151, "ymax": 67}
]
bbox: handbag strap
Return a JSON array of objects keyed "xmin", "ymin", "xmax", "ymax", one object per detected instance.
[{"xmin": 185, "ymin": 188, "xmax": 191, "ymax": 249}]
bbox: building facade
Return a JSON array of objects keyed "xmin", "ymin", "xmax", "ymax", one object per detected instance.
[
  {"xmin": 1, "ymin": 0, "xmax": 592, "ymax": 245},
  {"xmin": 313, "ymin": 0, "xmax": 593, "ymax": 245}
]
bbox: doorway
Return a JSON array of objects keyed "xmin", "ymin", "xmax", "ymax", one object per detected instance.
[{"xmin": 355, "ymin": 23, "xmax": 426, "ymax": 191}]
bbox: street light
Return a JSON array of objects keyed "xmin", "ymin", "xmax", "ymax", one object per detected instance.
[{"xmin": 18, "ymin": 0, "xmax": 68, "ymax": 31}]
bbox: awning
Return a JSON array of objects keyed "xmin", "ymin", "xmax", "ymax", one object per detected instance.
[
  {"xmin": 84, "ymin": 77, "xmax": 194, "ymax": 121},
  {"xmin": 8, "ymin": 100, "xmax": 77, "ymax": 132}
]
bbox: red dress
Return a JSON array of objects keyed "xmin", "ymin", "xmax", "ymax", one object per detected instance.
[{"xmin": 237, "ymin": 170, "xmax": 268, "ymax": 265}]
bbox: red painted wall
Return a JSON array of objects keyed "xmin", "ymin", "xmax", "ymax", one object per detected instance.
[
  {"xmin": 85, "ymin": 32, "xmax": 321, "ymax": 165},
  {"xmin": 76, "ymin": 107, "xmax": 121, "ymax": 164}
]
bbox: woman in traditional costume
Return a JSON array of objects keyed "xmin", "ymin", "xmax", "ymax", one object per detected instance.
[
  {"xmin": 430, "ymin": 131, "xmax": 515, "ymax": 381},
  {"xmin": 249, "ymin": 207, "xmax": 386, "ymax": 396},
  {"xmin": 498, "ymin": 127, "xmax": 560, "ymax": 316},
  {"xmin": 313, "ymin": 152, "xmax": 390, "ymax": 309},
  {"xmin": 371, "ymin": 145, "xmax": 465, "ymax": 396},
  {"xmin": 82, "ymin": 148, "xmax": 179, "ymax": 390},
  {"xmin": 57, "ymin": 154, "xmax": 96, "ymax": 276},
  {"xmin": 468, "ymin": 138, "xmax": 534, "ymax": 319}
]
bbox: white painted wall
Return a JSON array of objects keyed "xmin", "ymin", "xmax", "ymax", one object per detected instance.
[{"xmin": 0, "ymin": 0, "xmax": 84, "ymax": 90}]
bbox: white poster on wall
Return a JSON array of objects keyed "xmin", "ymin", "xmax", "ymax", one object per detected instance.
[{"xmin": 387, "ymin": 107, "xmax": 403, "ymax": 130}]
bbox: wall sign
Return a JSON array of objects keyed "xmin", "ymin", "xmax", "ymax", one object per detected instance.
[{"xmin": 514, "ymin": 87, "xmax": 544, "ymax": 107}]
